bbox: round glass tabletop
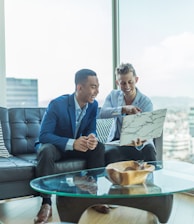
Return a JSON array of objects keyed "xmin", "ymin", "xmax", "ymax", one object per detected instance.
[{"xmin": 30, "ymin": 160, "xmax": 194, "ymax": 198}]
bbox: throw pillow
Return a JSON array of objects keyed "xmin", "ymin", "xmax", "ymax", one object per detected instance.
[
  {"xmin": 96, "ymin": 118, "xmax": 114, "ymax": 143},
  {"xmin": 0, "ymin": 121, "xmax": 11, "ymax": 157}
]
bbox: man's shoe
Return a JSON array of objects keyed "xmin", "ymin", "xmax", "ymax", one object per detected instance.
[
  {"xmin": 91, "ymin": 204, "xmax": 118, "ymax": 214},
  {"xmin": 34, "ymin": 204, "xmax": 52, "ymax": 224}
]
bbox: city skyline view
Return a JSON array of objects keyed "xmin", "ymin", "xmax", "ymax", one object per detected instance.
[{"xmin": 4, "ymin": 0, "xmax": 194, "ymax": 105}]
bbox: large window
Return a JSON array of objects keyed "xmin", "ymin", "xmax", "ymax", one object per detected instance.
[
  {"xmin": 5, "ymin": 0, "xmax": 112, "ymax": 106},
  {"xmin": 4, "ymin": 0, "xmax": 194, "ymax": 162},
  {"xmin": 119, "ymin": 0, "xmax": 194, "ymax": 100},
  {"xmin": 119, "ymin": 0, "xmax": 194, "ymax": 162}
]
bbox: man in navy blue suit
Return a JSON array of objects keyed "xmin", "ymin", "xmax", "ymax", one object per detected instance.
[{"xmin": 34, "ymin": 69, "xmax": 105, "ymax": 224}]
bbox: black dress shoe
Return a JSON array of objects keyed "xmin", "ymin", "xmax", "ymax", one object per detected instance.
[{"xmin": 34, "ymin": 204, "xmax": 52, "ymax": 224}]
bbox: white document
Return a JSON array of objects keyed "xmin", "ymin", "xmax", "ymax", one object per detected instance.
[{"xmin": 106, "ymin": 108, "xmax": 167, "ymax": 146}]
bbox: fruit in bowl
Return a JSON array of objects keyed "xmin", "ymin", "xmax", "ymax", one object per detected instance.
[{"xmin": 106, "ymin": 160, "xmax": 155, "ymax": 186}]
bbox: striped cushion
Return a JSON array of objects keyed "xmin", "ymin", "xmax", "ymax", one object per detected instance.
[
  {"xmin": 0, "ymin": 122, "xmax": 11, "ymax": 157},
  {"xmin": 96, "ymin": 118, "xmax": 114, "ymax": 143}
]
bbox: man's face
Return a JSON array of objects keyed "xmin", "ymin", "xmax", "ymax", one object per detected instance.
[
  {"xmin": 116, "ymin": 71, "xmax": 138, "ymax": 96},
  {"xmin": 77, "ymin": 76, "xmax": 99, "ymax": 105}
]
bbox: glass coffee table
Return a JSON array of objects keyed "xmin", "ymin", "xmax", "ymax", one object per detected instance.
[{"xmin": 30, "ymin": 161, "xmax": 194, "ymax": 223}]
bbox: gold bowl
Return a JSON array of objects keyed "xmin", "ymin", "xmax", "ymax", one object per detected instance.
[{"xmin": 106, "ymin": 160, "xmax": 155, "ymax": 186}]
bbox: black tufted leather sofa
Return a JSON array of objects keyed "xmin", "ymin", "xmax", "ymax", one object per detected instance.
[
  {"xmin": 0, "ymin": 107, "xmax": 163, "ymax": 200},
  {"xmin": 0, "ymin": 107, "xmax": 88, "ymax": 200}
]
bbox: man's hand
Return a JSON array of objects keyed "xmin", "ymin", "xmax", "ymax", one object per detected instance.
[
  {"xmin": 73, "ymin": 134, "xmax": 98, "ymax": 152},
  {"xmin": 86, "ymin": 133, "xmax": 98, "ymax": 150},
  {"xmin": 73, "ymin": 136, "xmax": 89, "ymax": 152},
  {"xmin": 128, "ymin": 138, "xmax": 146, "ymax": 147},
  {"xmin": 74, "ymin": 175, "xmax": 97, "ymax": 194},
  {"xmin": 122, "ymin": 105, "xmax": 141, "ymax": 115}
]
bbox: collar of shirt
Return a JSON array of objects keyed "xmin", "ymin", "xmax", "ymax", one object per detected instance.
[
  {"xmin": 74, "ymin": 95, "xmax": 88, "ymax": 139},
  {"xmin": 74, "ymin": 95, "xmax": 88, "ymax": 121}
]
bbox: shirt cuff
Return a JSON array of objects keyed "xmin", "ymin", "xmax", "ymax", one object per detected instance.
[
  {"xmin": 111, "ymin": 107, "xmax": 123, "ymax": 116},
  {"xmin": 135, "ymin": 143, "xmax": 145, "ymax": 151},
  {"xmin": 65, "ymin": 139, "xmax": 75, "ymax": 151}
]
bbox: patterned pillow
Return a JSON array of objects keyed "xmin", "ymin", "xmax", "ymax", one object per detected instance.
[
  {"xmin": 96, "ymin": 118, "xmax": 114, "ymax": 143},
  {"xmin": 0, "ymin": 121, "xmax": 11, "ymax": 157}
]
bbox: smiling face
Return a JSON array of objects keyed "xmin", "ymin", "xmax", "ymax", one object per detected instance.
[
  {"xmin": 76, "ymin": 75, "xmax": 99, "ymax": 108},
  {"xmin": 116, "ymin": 71, "xmax": 138, "ymax": 97}
]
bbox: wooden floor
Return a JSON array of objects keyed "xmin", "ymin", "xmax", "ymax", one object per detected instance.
[{"xmin": 0, "ymin": 193, "xmax": 194, "ymax": 224}]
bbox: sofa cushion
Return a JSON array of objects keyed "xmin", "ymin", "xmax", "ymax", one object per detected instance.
[
  {"xmin": 8, "ymin": 108, "xmax": 46, "ymax": 155},
  {"xmin": 0, "ymin": 156, "xmax": 35, "ymax": 182},
  {"xmin": 54, "ymin": 159, "xmax": 87, "ymax": 173},
  {"xmin": 0, "ymin": 121, "xmax": 11, "ymax": 158},
  {"xmin": 17, "ymin": 153, "xmax": 37, "ymax": 165},
  {"xmin": 96, "ymin": 118, "xmax": 113, "ymax": 143}
]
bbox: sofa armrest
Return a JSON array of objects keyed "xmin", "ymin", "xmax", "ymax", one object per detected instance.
[{"xmin": 154, "ymin": 132, "xmax": 163, "ymax": 161}]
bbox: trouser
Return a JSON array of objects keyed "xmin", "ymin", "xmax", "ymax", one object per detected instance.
[
  {"xmin": 105, "ymin": 143, "xmax": 156, "ymax": 166},
  {"xmin": 36, "ymin": 142, "xmax": 105, "ymax": 198}
]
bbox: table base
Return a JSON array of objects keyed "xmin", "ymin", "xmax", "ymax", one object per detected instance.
[{"xmin": 56, "ymin": 194, "xmax": 173, "ymax": 223}]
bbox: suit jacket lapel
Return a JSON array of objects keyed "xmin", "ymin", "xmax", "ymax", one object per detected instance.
[{"xmin": 68, "ymin": 94, "xmax": 76, "ymax": 137}]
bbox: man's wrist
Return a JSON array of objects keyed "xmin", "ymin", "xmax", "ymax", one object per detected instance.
[{"xmin": 121, "ymin": 107, "xmax": 126, "ymax": 115}]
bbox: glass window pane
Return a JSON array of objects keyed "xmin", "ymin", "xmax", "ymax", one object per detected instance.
[
  {"xmin": 119, "ymin": 0, "xmax": 194, "ymax": 162},
  {"xmin": 5, "ymin": 0, "xmax": 112, "ymax": 106}
]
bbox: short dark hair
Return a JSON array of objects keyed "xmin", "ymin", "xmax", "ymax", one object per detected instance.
[
  {"xmin": 75, "ymin": 69, "xmax": 97, "ymax": 85},
  {"xmin": 115, "ymin": 63, "xmax": 137, "ymax": 77}
]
